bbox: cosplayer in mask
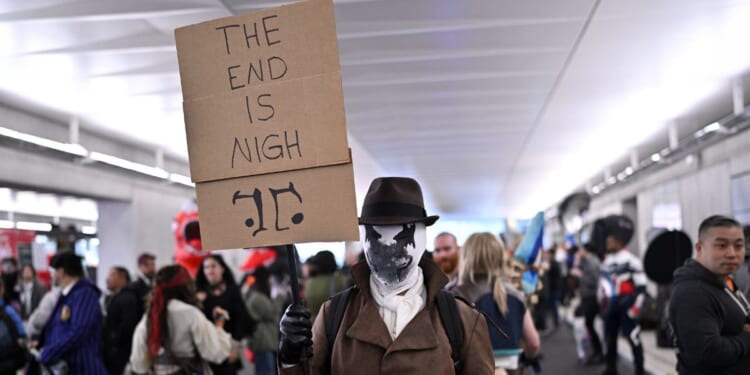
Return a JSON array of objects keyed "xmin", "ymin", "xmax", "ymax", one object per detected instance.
[
  {"xmin": 361, "ymin": 222, "xmax": 427, "ymax": 339},
  {"xmin": 278, "ymin": 177, "xmax": 493, "ymax": 374},
  {"xmin": 363, "ymin": 223, "xmax": 424, "ymax": 289}
]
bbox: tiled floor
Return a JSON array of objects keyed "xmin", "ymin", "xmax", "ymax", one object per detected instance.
[
  {"xmin": 617, "ymin": 331, "xmax": 677, "ymax": 375},
  {"xmin": 561, "ymin": 302, "xmax": 678, "ymax": 375}
]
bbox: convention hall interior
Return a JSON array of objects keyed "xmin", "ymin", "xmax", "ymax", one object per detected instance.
[{"xmin": 0, "ymin": 1, "xmax": 749, "ymax": 374}]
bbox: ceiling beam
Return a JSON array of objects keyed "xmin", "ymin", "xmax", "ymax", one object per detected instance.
[
  {"xmin": 28, "ymin": 32, "xmax": 175, "ymax": 55},
  {"xmin": 91, "ymin": 61, "xmax": 177, "ymax": 77},
  {"xmin": 336, "ymin": 17, "xmax": 584, "ymax": 39},
  {"xmin": 0, "ymin": 0, "xmax": 217, "ymax": 23},
  {"xmin": 341, "ymin": 47, "xmax": 564, "ymax": 67},
  {"xmin": 344, "ymin": 70, "xmax": 556, "ymax": 88}
]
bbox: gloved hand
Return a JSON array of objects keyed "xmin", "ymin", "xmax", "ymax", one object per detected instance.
[{"xmin": 279, "ymin": 304, "xmax": 313, "ymax": 365}]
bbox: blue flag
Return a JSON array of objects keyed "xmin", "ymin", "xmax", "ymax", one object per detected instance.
[
  {"xmin": 514, "ymin": 212, "xmax": 544, "ymax": 265},
  {"xmin": 514, "ymin": 212, "xmax": 544, "ymax": 294}
]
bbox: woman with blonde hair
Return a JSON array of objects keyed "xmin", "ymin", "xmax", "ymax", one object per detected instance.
[{"xmin": 452, "ymin": 232, "xmax": 540, "ymax": 375}]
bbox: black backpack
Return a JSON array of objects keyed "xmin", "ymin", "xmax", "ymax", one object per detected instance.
[
  {"xmin": 0, "ymin": 307, "xmax": 27, "ymax": 372},
  {"xmin": 325, "ymin": 287, "xmax": 464, "ymax": 373}
]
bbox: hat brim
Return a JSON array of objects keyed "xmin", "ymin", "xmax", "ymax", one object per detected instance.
[{"xmin": 358, "ymin": 215, "xmax": 439, "ymax": 227}]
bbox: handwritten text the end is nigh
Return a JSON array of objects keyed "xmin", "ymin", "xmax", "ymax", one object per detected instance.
[{"xmin": 215, "ymin": 14, "xmax": 303, "ymax": 169}]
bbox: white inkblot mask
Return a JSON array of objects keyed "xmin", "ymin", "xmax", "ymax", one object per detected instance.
[{"xmin": 361, "ymin": 222, "xmax": 426, "ymax": 294}]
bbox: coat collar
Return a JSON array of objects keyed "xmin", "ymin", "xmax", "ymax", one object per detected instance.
[
  {"xmin": 347, "ymin": 253, "xmax": 447, "ymax": 351},
  {"xmin": 62, "ymin": 277, "xmax": 101, "ymax": 298},
  {"xmin": 61, "ymin": 278, "xmax": 78, "ymax": 296}
]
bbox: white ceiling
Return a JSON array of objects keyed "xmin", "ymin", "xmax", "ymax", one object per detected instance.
[{"xmin": 1, "ymin": 0, "xmax": 750, "ymax": 219}]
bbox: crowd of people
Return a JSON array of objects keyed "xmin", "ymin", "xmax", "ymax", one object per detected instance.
[
  {"xmin": 0, "ymin": 249, "xmax": 299, "ymax": 375},
  {"xmin": 0, "ymin": 177, "xmax": 748, "ymax": 375}
]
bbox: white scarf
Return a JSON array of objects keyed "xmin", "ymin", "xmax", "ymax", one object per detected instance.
[{"xmin": 370, "ymin": 267, "xmax": 426, "ymax": 340}]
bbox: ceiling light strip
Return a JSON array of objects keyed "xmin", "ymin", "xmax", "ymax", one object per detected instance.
[
  {"xmin": 15, "ymin": 221, "xmax": 52, "ymax": 232},
  {"xmin": 0, "ymin": 126, "xmax": 87, "ymax": 156},
  {"xmin": 0, "ymin": 126, "xmax": 195, "ymax": 187},
  {"xmin": 88, "ymin": 151, "xmax": 169, "ymax": 179},
  {"xmin": 168, "ymin": 173, "xmax": 195, "ymax": 187}
]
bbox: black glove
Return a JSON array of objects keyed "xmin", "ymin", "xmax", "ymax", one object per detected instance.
[{"xmin": 279, "ymin": 304, "xmax": 313, "ymax": 365}]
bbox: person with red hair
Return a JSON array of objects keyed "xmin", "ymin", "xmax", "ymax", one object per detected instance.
[{"xmin": 129, "ymin": 265, "xmax": 232, "ymax": 374}]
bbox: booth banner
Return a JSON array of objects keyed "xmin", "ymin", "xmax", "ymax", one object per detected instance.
[
  {"xmin": 175, "ymin": 0, "xmax": 359, "ymax": 250},
  {"xmin": 0, "ymin": 229, "xmax": 13, "ymax": 259},
  {"xmin": 0, "ymin": 229, "xmax": 35, "ymax": 260}
]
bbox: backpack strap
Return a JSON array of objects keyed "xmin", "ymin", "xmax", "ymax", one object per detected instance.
[
  {"xmin": 435, "ymin": 290, "xmax": 463, "ymax": 374},
  {"xmin": 326, "ymin": 287, "xmax": 354, "ymax": 371},
  {"xmin": 476, "ymin": 310, "xmax": 510, "ymax": 340}
]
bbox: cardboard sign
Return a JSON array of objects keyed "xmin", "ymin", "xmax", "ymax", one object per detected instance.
[
  {"xmin": 196, "ymin": 161, "xmax": 359, "ymax": 250},
  {"xmin": 175, "ymin": 0, "xmax": 349, "ymax": 183},
  {"xmin": 175, "ymin": 0, "xmax": 359, "ymax": 250}
]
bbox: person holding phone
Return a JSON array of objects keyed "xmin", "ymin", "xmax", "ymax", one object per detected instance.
[{"xmin": 196, "ymin": 255, "xmax": 253, "ymax": 375}]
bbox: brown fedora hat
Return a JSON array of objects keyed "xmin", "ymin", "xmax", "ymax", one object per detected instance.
[{"xmin": 359, "ymin": 177, "xmax": 439, "ymax": 226}]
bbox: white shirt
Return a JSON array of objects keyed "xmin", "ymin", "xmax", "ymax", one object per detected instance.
[
  {"xmin": 61, "ymin": 279, "xmax": 78, "ymax": 296},
  {"xmin": 129, "ymin": 299, "xmax": 232, "ymax": 373},
  {"xmin": 20, "ymin": 282, "xmax": 33, "ymax": 316},
  {"xmin": 136, "ymin": 273, "xmax": 152, "ymax": 287}
]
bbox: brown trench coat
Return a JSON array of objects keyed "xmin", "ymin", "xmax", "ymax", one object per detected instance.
[{"xmin": 281, "ymin": 256, "xmax": 494, "ymax": 375}]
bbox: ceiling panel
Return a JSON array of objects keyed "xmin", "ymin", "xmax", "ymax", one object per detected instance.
[
  {"xmin": 503, "ymin": 0, "xmax": 750, "ymax": 216},
  {"xmin": 1, "ymin": 0, "xmax": 747, "ymax": 220}
]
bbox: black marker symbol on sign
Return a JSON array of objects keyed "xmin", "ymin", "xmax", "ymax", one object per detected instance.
[
  {"xmin": 232, "ymin": 188, "xmax": 267, "ymax": 236},
  {"xmin": 231, "ymin": 182, "xmax": 304, "ymax": 237},
  {"xmin": 269, "ymin": 182, "xmax": 304, "ymax": 231}
]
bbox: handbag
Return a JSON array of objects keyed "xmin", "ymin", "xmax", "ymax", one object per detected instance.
[
  {"xmin": 152, "ymin": 331, "xmax": 214, "ymax": 375},
  {"xmin": 153, "ymin": 350, "xmax": 213, "ymax": 375}
]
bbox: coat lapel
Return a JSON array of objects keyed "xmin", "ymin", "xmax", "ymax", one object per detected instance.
[
  {"xmin": 387, "ymin": 308, "xmax": 438, "ymax": 354},
  {"xmin": 346, "ymin": 296, "xmax": 440, "ymax": 354},
  {"xmin": 346, "ymin": 295, "xmax": 392, "ymax": 350}
]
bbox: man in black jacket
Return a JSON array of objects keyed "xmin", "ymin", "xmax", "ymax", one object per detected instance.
[
  {"xmin": 102, "ymin": 266, "xmax": 143, "ymax": 375},
  {"xmin": 669, "ymin": 215, "xmax": 750, "ymax": 375},
  {"xmin": 130, "ymin": 253, "xmax": 156, "ymax": 306}
]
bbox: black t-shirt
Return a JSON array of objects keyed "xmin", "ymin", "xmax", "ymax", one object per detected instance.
[{"xmin": 200, "ymin": 285, "xmax": 251, "ymax": 341}]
